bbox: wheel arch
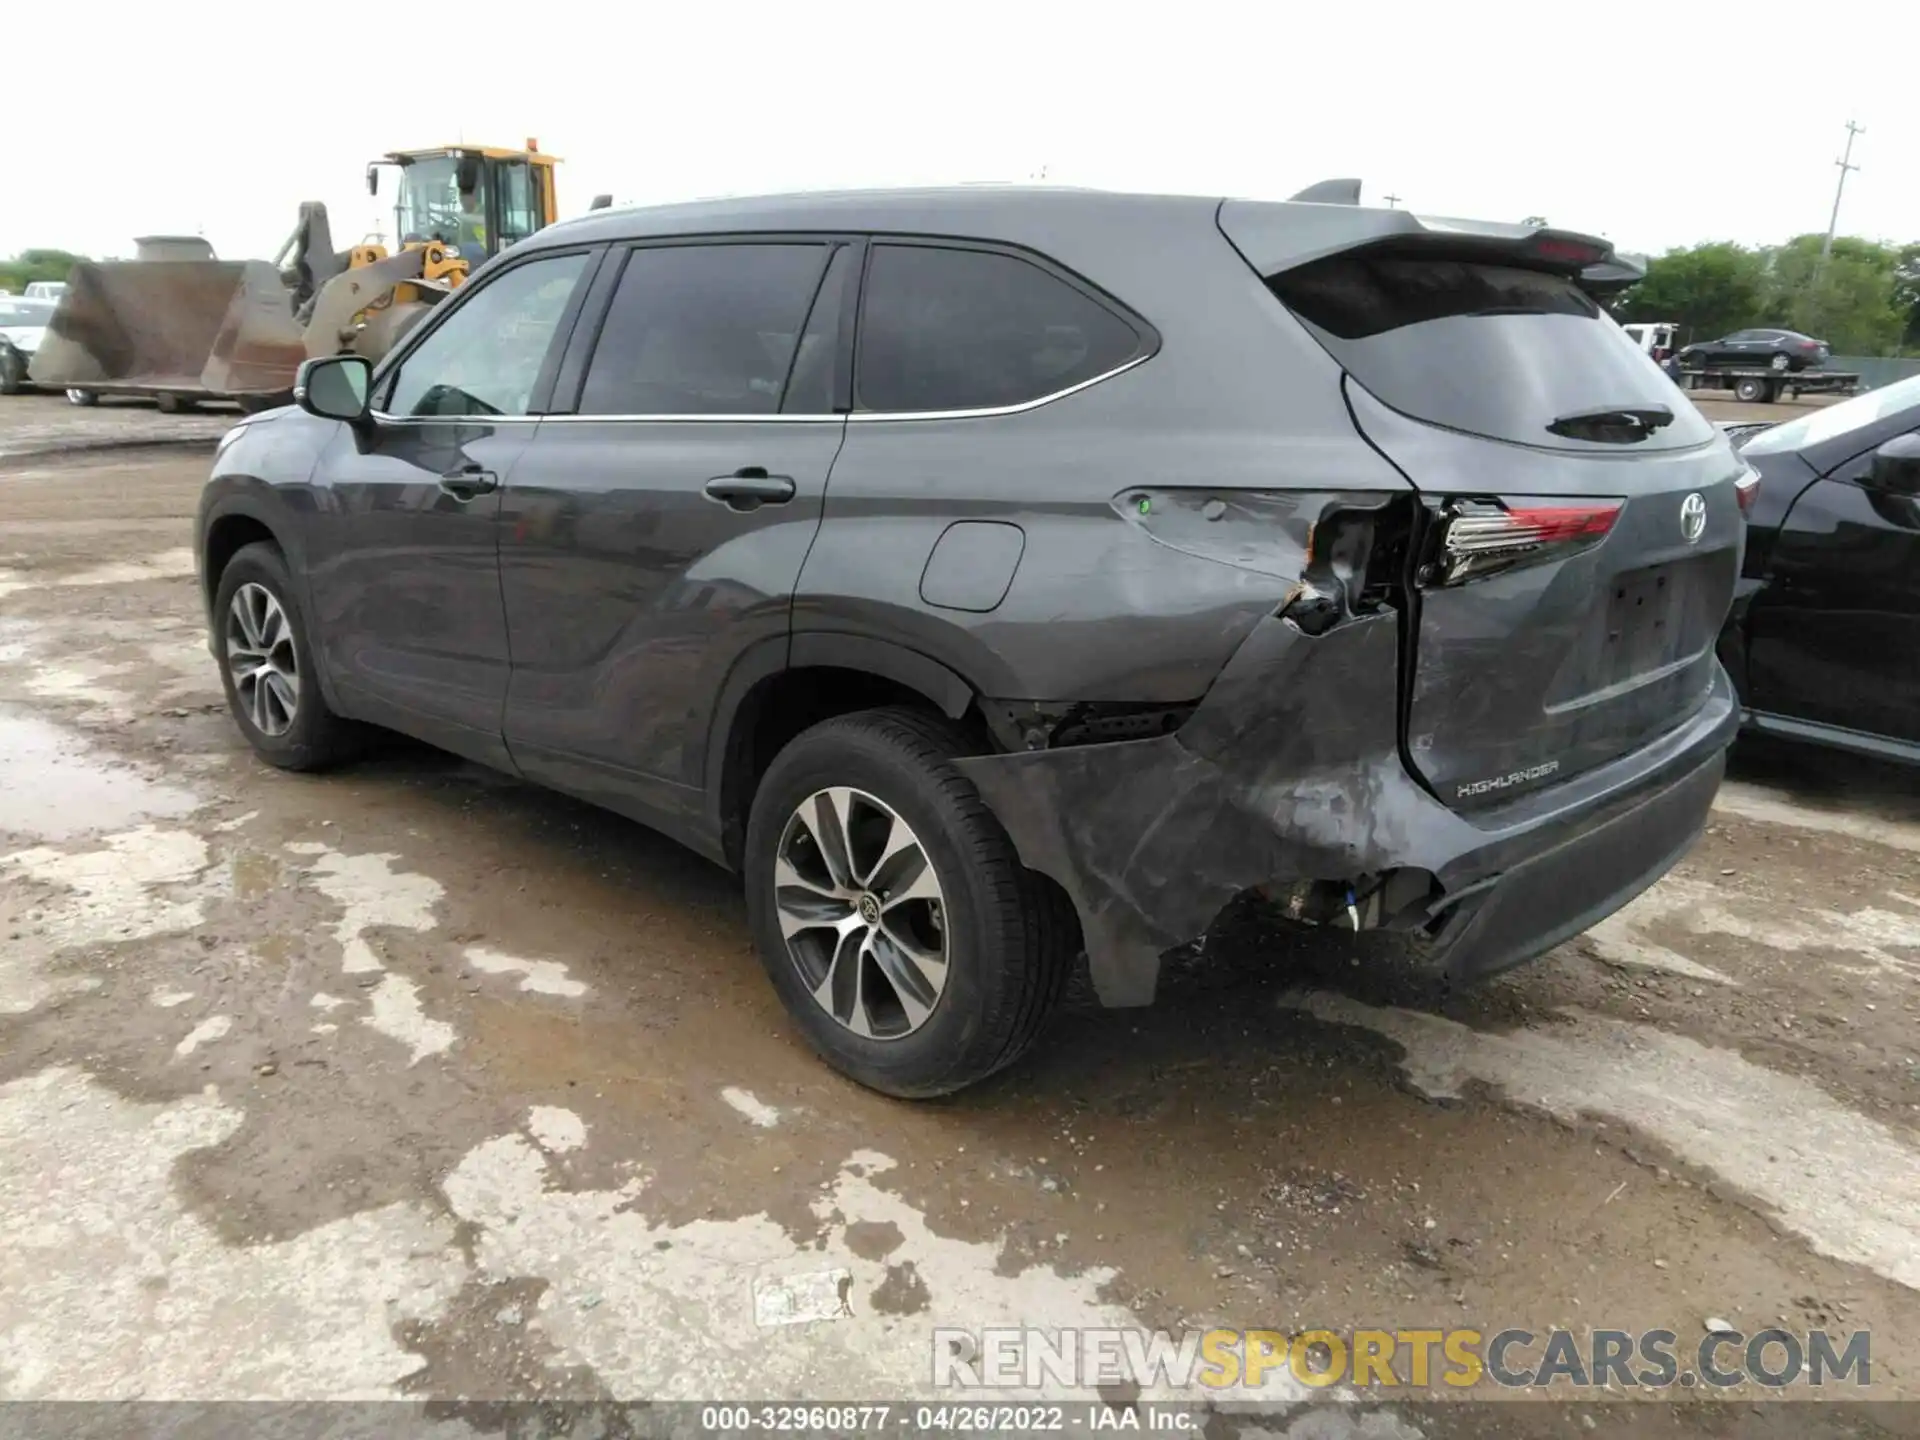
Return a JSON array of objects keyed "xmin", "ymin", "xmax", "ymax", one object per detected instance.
[{"xmin": 704, "ymin": 633, "xmax": 982, "ymax": 871}]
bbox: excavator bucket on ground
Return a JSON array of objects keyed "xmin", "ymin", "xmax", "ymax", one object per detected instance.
[{"xmin": 30, "ymin": 256, "xmax": 307, "ymax": 401}]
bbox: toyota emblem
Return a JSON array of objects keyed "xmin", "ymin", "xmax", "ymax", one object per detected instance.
[{"xmin": 1680, "ymin": 492, "xmax": 1707, "ymax": 544}]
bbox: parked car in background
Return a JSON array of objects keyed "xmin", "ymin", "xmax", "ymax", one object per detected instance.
[
  {"xmin": 195, "ymin": 187, "xmax": 1744, "ymax": 1095},
  {"xmin": 0, "ymin": 296, "xmax": 55, "ymax": 395},
  {"xmin": 1680, "ymin": 329, "xmax": 1829, "ymax": 374},
  {"xmin": 1719, "ymin": 373, "xmax": 1920, "ymax": 762},
  {"xmin": 22, "ymin": 281, "xmax": 67, "ymax": 301}
]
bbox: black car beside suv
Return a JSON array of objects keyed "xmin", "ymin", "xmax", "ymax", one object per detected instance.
[
  {"xmin": 196, "ymin": 187, "xmax": 1746, "ymax": 1095},
  {"xmin": 1719, "ymin": 374, "xmax": 1920, "ymax": 762}
]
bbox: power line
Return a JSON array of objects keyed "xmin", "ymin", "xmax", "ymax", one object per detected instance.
[{"xmin": 1821, "ymin": 120, "xmax": 1865, "ymax": 261}]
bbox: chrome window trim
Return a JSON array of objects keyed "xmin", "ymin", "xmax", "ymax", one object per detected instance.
[
  {"xmin": 368, "ymin": 350, "xmax": 1151, "ymax": 427},
  {"xmin": 843, "ymin": 352, "xmax": 1150, "ymax": 422}
]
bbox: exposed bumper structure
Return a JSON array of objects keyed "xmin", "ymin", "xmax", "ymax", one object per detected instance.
[{"xmin": 953, "ymin": 611, "xmax": 1738, "ymax": 1006}]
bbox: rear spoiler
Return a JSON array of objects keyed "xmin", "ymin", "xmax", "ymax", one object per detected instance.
[
  {"xmin": 1223, "ymin": 188, "xmax": 1628, "ymax": 287},
  {"xmin": 1575, "ymin": 249, "xmax": 1648, "ymax": 297}
]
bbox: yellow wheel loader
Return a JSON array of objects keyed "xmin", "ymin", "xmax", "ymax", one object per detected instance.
[{"xmin": 30, "ymin": 142, "xmax": 561, "ymax": 412}]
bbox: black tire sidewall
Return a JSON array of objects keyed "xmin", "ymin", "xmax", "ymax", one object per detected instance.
[
  {"xmin": 212, "ymin": 543, "xmax": 341, "ymax": 768},
  {"xmin": 744, "ymin": 719, "xmax": 1024, "ymax": 1096}
]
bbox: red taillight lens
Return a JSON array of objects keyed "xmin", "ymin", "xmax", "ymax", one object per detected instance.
[
  {"xmin": 1734, "ymin": 467, "xmax": 1760, "ymax": 514},
  {"xmin": 1429, "ymin": 498, "xmax": 1622, "ymax": 586}
]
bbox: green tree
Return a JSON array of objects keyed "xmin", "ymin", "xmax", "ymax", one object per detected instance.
[
  {"xmin": 1893, "ymin": 242, "xmax": 1920, "ymax": 350},
  {"xmin": 1612, "ymin": 242, "xmax": 1767, "ymax": 345},
  {"xmin": 1760, "ymin": 234, "xmax": 1906, "ymax": 355},
  {"xmin": 0, "ymin": 248, "xmax": 86, "ymax": 294}
]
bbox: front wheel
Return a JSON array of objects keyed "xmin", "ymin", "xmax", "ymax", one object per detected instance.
[
  {"xmin": 212, "ymin": 541, "xmax": 360, "ymax": 770},
  {"xmin": 743, "ymin": 708, "xmax": 1075, "ymax": 1098},
  {"xmin": 0, "ymin": 349, "xmax": 24, "ymax": 395},
  {"xmin": 65, "ymin": 387, "xmax": 97, "ymax": 407},
  {"xmin": 1734, "ymin": 377, "xmax": 1769, "ymax": 403}
]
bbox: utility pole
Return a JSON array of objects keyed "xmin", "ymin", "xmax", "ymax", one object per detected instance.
[
  {"xmin": 1383, "ymin": 193, "xmax": 1401, "ymax": 208},
  {"xmin": 1821, "ymin": 120, "xmax": 1864, "ymax": 260}
]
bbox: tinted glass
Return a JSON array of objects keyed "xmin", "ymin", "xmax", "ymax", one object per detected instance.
[
  {"xmin": 578, "ymin": 244, "xmax": 828, "ymax": 416},
  {"xmin": 384, "ymin": 252, "xmax": 587, "ymax": 417},
  {"xmin": 856, "ymin": 245, "xmax": 1142, "ymax": 413},
  {"xmin": 1270, "ymin": 254, "xmax": 1714, "ymax": 450},
  {"xmin": 0, "ymin": 299, "xmax": 53, "ymax": 326},
  {"xmin": 782, "ymin": 246, "xmax": 852, "ymax": 415}
]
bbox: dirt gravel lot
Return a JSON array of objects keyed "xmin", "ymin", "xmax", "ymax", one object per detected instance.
[{"xmin": 2, "ymin": 397, "xmax": 1917, "ymax": 1436}]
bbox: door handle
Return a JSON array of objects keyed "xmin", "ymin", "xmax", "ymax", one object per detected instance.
[
  {"xmin": 703, "ymin": 467, "xmax": 796, "ymax": 512},
  {"xmin": 439, "ymin": 465, "xmax": 498, "ymax": 501}
]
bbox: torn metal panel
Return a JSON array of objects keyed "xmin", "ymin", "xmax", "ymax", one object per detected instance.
[{"xmin": 955, "ymin": 611, "xmax": 1738, "ymax": 1007}]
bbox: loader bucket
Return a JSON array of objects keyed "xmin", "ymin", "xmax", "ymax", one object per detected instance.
[{"xmin": 29, "ymin": 259, "xmax": 306, "ymax": 398}]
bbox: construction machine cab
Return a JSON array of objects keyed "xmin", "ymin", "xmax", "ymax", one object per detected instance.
[{"xmin": 366, "ymin": 141, "xmax": 560, "ymax": 265}]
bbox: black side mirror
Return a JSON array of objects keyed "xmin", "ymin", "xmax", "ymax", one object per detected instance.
[
  {"xmin": 295, "ymin": 355, "xmax": 372, "ymax": 423},
  {"xmin": 366, "ymin": 165, "xmax": 379, "ymax": 197},
  {"xmin": 456, "ymin": 152, "xmax": 482, "ymax": 197},
  {"xmin": 589, "ymin": 193, "xmax": 613, "ymax": 211},
  {"xmin": 1868, "ymin": 433, "xmax": 1920, "ymax": 497}
]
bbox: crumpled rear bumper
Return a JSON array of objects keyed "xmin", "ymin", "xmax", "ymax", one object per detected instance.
[{"xmin": 952, "ymin": 611, "xmax": 1738, "ymax": 1006}]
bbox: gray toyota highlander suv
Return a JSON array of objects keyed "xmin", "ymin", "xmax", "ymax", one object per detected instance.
[{"xmin": 195, "ymin": 186, "xmax": 1747, "ymax": 1096}]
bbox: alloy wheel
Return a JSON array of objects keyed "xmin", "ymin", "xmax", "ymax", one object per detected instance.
[
  {"xmin": 773, "ymin": 786, "xmax": 949, "ymax": 1040},
  {"xmin": 225, "ymin": 582, "xmax": 300, "ymax": 737}
]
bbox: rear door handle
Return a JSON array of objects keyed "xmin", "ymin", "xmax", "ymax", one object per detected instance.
[
  {"xmin": 703, "ymin": 468, "xmax": 796, "ymax": 512},
  {"xmin": 439, "ymin": 465, "xmax": 498, "ymax": 501}
]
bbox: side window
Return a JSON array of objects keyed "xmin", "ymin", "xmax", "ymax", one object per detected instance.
[
  {"xmin": 855, "ymin": 244, "xmax": 1142, "ymax": 414},
  {"xmin": 782, "ymin": 246, "xmax": 853, "ymax": 415},
  {"xmin": 496, "ymin": 163, "xmax": 542, "ymax": 249},
  {"xmin": 384, "ymin": 251, "xmax": 588, "ymax": 418},
  {"xmin": 578, "ymin": 243, "xmax": 829, "ymax": 416}
]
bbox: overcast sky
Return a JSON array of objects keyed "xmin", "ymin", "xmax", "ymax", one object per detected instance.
[{"xmin": 15, "ymin": 1, "xmax": 1916, "ymax": 264}]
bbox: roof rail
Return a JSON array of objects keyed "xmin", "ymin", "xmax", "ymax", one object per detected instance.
[{"xmin": 1289, "ymin": 178, "xmax": 1363, "ymax": 205}]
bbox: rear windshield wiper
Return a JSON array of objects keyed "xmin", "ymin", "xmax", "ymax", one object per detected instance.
[{"xmin": 1547, "ymin": 404, "xmax": 1674, "ymax": 443}]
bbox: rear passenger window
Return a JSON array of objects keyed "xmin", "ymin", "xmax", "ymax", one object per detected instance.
[
  {"xmin": 578, "ymin": 243, "xmax": 830, "ymax": 416},
  {"xmin": 855, "ymin": 245, "xmax": 1142, "ymax": 413}
]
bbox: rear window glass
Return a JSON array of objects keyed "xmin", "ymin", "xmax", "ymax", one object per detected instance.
[
  {"xmin": 1269, "ymin": 253, "xmax": 1715, "ymax": 450},
  {"xmin": 856, "ymin": 245, "xmax": 1142, "ymax": 413}
]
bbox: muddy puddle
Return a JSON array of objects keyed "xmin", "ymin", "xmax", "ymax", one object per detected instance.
[{"xmin": 0, "ymin": 708, "xmax": 201, "ymax": 842}]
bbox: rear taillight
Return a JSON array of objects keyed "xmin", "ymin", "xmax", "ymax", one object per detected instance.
[
  {"xmin": 1424, "ymin": 498, "xmax": 1622, "ymax": 586},
  {"xmin": 1734, "ymin": 466, "xmax": 1760, "ymax": 514}
]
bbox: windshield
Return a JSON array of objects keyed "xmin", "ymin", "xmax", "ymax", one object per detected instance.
[
  {"xmin": 394, "ymin": 156, "xmax": 490, "ymax": 261},
  {"xmin": 0, "ymin": 299, "xmax": 53, "ymax": 327},
  {"xmin": 1742, "ymin": 374, "xmax": 1920, "ymax": 456}
]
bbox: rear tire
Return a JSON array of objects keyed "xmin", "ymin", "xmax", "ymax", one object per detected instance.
[
  {"xmin": 0, "ymin": 349, "xmax": 23, "ymax": 395},
  {"xmin": 1768, "ymin": 352, "xmax": 1791, "ymax": 373},
  {"xmin": 1734, "ymin": 377, "xmax": 1767, "ymax": 403},
  {"xmin": 212, "ymin": 541, "xmax": 359, "ymax": 771},
  {"xmin": 66, "ymin": 387, "xmax": 97, "ymax": 407},
  {"xmin": 743, "ymin": 707, "xmax": 1074, "ymax": 1098},
  {"xmin": 156, "ymin": 393, "xmax": 198, "ymax": 415}
]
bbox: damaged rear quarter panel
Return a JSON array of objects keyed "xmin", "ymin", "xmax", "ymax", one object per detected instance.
[{"xmin": 795, "ymin": 363, "xmax": 1415, "ymax": 704}]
